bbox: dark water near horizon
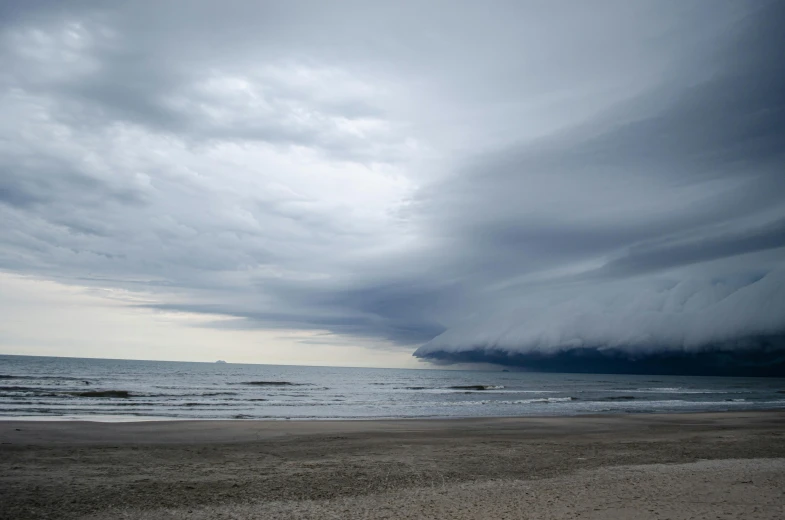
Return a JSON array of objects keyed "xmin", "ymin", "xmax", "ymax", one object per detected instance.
[{"xmin": 1, "ymin": 355, "xmax": 784, "ymax": 421}]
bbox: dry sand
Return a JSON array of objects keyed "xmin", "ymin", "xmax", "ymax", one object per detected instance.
[{"xmin": 2, "ymin": 411, "xmax": 784, "ymax": 519}]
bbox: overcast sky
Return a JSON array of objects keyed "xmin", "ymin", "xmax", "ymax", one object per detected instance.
[{"xmin": 1, "ymin": 1, "xmax": 783, "ymax": 371}]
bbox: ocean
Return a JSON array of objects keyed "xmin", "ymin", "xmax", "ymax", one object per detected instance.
[{"xmin": 1, "ymin": 354, "xmax": 784, "ymax": 421}]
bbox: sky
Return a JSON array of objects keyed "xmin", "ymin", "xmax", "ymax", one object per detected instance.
[{"xmin": 1, "ymin": 1, "xmax": 783, "ymax": 374}]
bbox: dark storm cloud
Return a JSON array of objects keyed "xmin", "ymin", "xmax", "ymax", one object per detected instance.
[
  {"xmin": 1, "ymin": 1, "xmax": 783, "ymax": 373},
  {"xmin": 598, "ymin": 219, "xmax": 785, "ymax": 278},
  {"xmin": 420, "ymin": 344, "xmax": 785, "ymax": 377},
  {"xmin": 415, "ymin": 0, "xmax": 785, "ymax": 271},
  {"xmin": 412, "ymin": 1, "xmax": 785, "ymax": 370},
  {"xmin": 144, "ymin": 296, "xmax": 445, "ymax": 345}
]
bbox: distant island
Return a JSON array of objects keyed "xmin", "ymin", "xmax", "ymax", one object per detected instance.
[{"xmin": 215, "ymin": 360, "xmax": 227, "ymax": 364}]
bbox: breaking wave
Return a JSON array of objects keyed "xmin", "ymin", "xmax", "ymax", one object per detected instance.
[
  {"xmin": 236, "ymin": 381, "xmax": 310, "ymax": 386},
  {"xmin": 448, "ymin": 385, "xmax": 505, "ymax": 391}
]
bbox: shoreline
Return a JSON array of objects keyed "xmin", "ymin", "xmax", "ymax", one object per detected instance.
[
  {"xmin": 2, "ymin": 404, "xmax": 785, "ymax": 426},
  {"xmin": 3, "ymin": 410, "xmax": 784, "ymax": 519},
  {"xmin": 2, "ymin": 409, "xmax": 785, "ymax": 448},
  {"xmin": 1, "ymin": 408, "xmax": 783, "ymax": 442}
]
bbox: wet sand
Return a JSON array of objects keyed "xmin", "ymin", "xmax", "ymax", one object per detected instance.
[{"xmin": 2, "ymin": 411, "xmax": 784, "ymax": 519}]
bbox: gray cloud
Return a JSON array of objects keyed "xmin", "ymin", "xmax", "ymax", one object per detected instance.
[
  {"xmin": 0, "ymin": 1, "xmax": 783, "ymax": 373},
  {"xmin": 597, "ymin": 220, "xmax": 785, "ymax": 278}
]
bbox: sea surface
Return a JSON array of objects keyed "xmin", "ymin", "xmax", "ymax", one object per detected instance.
[{"xmin": 1, "ymin": 355, "xmax": 784, "ymax": 421}]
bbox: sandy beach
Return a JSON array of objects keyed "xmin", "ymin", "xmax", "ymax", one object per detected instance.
[{"xmin": 2, "ymin": 411, "xmax": 784, "ymax": 519}]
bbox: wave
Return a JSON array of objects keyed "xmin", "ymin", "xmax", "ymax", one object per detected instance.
[
  {"xmin": 0, "ymin": 374, "xmax": 87, "ymax": 381},
  {"xmin": 236, "ymin": 381, "xmax": 309, "ymax": 386},
  {"xmin": 0, "ymin": 386, "xmax": 43, "ymax": 392},
  {"xmin": 398, "ymin": 386, "xmax": 555, "ymax": 394},
  {"xmin": 448, "ymin": 385, "xmax": 505, "ymax": 391},
  {"xmin": 258, "ymin": 401, "xmax": 331, "ymax": 407},
  {"xmin": 522, "ymin": 397, "xmax": 578, "ymax": 404},
  {"xmin": 69, "ymin": 390, "xmax": 132, "ymax": 398},
  {"xmin": 177, "ymin": 402, "xmax": 249, "ymax": 407},
  {"xmin": 610, "ymin": 388, "xmax": 741, "ymax": 394},
  {"xmin": 601, "ymin": 399, "xmax": 785, "ymax": 408},
  {"xmin": 419, "ymin": 397, "xmax": 579, "ymax": 406},
  {"xmin": 465, "ymin": 397, "xmax": 783, "ymax": 408},
  {"xmin": 94, "ymin": 402, "xmax": 152, "ymax": 407},
  {"xmin": 599, "ymin": 396, "xmax": 636, "ymax": 401},
  {"xmin": 0, "ymin": 408, "xmax": 57, "ymax": 414},
  {"xmin": 2, "ymin": 387, "xmax": 136, "ymax": 398}
]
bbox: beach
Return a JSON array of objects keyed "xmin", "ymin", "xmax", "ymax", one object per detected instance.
[{"xmin": 2, "ymin": 411, "xmax": 784, "ymax": 519}]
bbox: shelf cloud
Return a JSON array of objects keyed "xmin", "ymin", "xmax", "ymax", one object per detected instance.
[{"xmin": 1, "ymin": 1, "xmax": 783, "ymax": 373}]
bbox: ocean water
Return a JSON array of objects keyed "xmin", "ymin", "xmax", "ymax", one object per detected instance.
[{"xmin": 1, "ymin": 354, "xmax": 784, "ymax": 421}]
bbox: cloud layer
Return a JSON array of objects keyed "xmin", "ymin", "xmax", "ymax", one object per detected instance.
[{"xmin": 1, "ymin": 1, "xmax": 783, "ymax": 373}]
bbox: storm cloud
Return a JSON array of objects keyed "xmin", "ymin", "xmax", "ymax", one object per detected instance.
[{"xmin": 1, "ymin": 1, "xmax": 783, "ymax": 374}]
